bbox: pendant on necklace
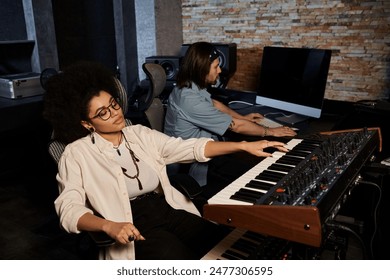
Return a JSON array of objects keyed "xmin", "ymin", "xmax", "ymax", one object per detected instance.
[
  {"xmin": 121, "ymin": 167, "xmax": 143, "ymax": 190},
  {"xmin": 114, "ymin": 133, "xmax": 123, "ymax": 156},
  {"xmin": 136, "ymin": 177, "xmax": 143, "ymax": 190}
]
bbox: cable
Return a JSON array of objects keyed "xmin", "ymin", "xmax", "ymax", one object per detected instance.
[
  {"xmin": 354, "ymin": 178, "xmax": 382, "ymax": 259},
  {"xmin": 325, "ymin": 221, "xmax": 368, "ymax": 259},
  {"xmin": 228, "ymin": 100, "xmax": 257, "ymax": 107},
  {"xmin": 263, "ymin": 112, "xmax": 289, "ymax": 118}
]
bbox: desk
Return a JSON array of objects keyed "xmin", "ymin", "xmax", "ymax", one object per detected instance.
[
  {"xmin": 216, "ymin": 88, "xmax": 388, "ymax": 162},
  {"xmin": 219, "ymin": 89, "xmax": 353, "ymax": 137},
  {"xmin": 0, "ymin": 95, "xmax": 44, "ymax": 132},
  {"xmin": 0, "ymin": 95, "xmax": 52, "ymax": 180}
]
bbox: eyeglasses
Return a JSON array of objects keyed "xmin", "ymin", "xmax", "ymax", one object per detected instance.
[{"xmin": 91, "ymin": 99, "xmax": 121, "ymax": 121}]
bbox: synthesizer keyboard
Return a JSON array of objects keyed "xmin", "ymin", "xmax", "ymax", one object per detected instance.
[
  {"xmin": 204, "ymin": 128, "xmax": 381, "ymax": 247},
  {"xmin": 202, "ymin": 228, "xmax": 291, "ymax": 260}
]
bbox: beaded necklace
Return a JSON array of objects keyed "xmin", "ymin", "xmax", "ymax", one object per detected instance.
[{"xmin": 120, "ymin": 132, "xmax": 143, "ymax": 190}]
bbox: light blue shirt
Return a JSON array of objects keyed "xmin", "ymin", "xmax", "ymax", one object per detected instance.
[
  {"xmin": 164, "ymin": 83, "xmax": 232, "ymax": 186},
  {"xmin": 164, "ymin": 83, "xmax": 232, "ymax": 140}
]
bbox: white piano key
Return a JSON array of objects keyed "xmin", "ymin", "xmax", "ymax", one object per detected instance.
[
  {"xmin": 285, "ymin": 138, "xmax": 303, "ymax": 150},
  {"xmin": 201, "ymin": 228, "xmax": 268, "ymax": 260},
  {"xmin": 201, "ymin": 228, "xmax": 247, "ymax": 260}
]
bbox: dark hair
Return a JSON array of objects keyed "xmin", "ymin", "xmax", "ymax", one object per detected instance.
[
  {"xmin": 176, "ymin": 41, "xmax": 218, "ymax": 89},
  {"xmin": 43, "ymin": 61, "xmax": 119, "ymax": 144}
]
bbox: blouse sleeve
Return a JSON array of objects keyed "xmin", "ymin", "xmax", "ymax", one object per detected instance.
[{"xmin": 55, "ymin": 148, "xmax": 93, "ymax": 234}]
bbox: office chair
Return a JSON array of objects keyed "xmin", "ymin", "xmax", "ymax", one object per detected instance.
[
  {"xmin": 140, "ymin": 63, "xmax": 200, "ymax": 185},
  {"xmin": 141, "ymin": 62, "xmax": 166, "ymax": 132},
  {"xmin": 47, "ymin": 76, "xmax": 204, "ymax": 256}
]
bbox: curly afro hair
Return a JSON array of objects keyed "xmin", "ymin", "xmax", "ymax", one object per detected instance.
[{"xmin": 43, "ymin": 61, "xmax": 119, "ymax": 144}]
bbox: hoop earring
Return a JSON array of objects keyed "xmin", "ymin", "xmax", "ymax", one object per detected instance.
[{"xmin": 88, "ymin": 127, "xmax": 96, "ymax": 144}]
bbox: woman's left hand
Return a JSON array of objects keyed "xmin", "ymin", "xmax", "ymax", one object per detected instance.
[
  {"xmin": 268, "ymin": 126, "xmax": 297, "ymax": 137},
  {"xmin": 244, "ymin": 112, "xmax": 264, "ymax": 123}
]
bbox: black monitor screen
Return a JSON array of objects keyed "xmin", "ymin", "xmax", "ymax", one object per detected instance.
[{"xmin": 256, "ymin": 46, "xmax": 332, "ymax": 122}]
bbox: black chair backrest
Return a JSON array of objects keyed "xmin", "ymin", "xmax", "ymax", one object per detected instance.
[{"xmin": 141, "ymin": 63, "xmax": 167, "ymax": 131}]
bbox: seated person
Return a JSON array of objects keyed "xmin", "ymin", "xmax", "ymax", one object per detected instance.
[
  {"xmin": 43, "ymin": 61, "xmax": 289, "ymax": 260},
  {"xmin": 164, "ymin": 41, "xmax": 297, "ymax": 187}
]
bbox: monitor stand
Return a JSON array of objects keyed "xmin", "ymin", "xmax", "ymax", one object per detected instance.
[{"xmin": 275, "ymin": 114, "xmax": 309, "ymax": 125}]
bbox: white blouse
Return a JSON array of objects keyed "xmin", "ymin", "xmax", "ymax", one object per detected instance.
[{"xmin": 55, "ymin": 124, "xmax": 212, "ymax": 259}]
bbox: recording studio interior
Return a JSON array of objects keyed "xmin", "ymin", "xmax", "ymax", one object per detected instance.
[{"xmin": 0, "ymin": 0, "xmax": 389, "ymax": 260}]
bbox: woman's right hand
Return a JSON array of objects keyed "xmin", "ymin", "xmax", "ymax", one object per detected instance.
[
  {"xmin": 103, "ymin": 221, "xmax": 145, "ymax": 244},
  {"xmin": 268, "ymin": 126, "xmax": 297, "ymax": 137}
]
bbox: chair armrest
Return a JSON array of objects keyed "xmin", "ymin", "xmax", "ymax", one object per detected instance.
[
  {"xmin": 89, "ymin": 174, "xmax": 202, "ymax": 248},
  {"xmin": 87, "ymin": 175, "xmax": 201, "ymax": 247},
  {"xmin": 88, "ymin": 231, "xmax": 115, "ymax": 247},
  {"xmin": 169, "ymin": 173, "xmax": 203, "ymax": 199}
]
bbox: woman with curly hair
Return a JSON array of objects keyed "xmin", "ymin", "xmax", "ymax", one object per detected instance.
[{"xmin": 43, "ymin": 61, "xmax": 288, "ymax": 260}]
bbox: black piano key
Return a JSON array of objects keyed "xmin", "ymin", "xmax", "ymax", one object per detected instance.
[
  {"xmin": 276, "ymin": 155, "xmax": 301, "ymax": 165},
  {"xmin": 230, "ymin": 192, "xmax": 259, "ymax": 203},
  {"xmin": 243, "ymin": 231, "xmax": 266, "ymax": 243},
  {"xmin": 245, "ymin": 180, "xmax": 274, "ymax": 191},
  {"xmin": 262, "ymin": 169, "xmax": 287, "ymax": 176},
  {"xmin": 231, "ymin": 239, "xmax": 259, "ymax": 254},
  {"xmin": 255, "ymin": 171, "xmax": 285, "ymax": 182},
  {"xmin": 295, "ymin": 143, "xmax": 318, "ymax": 149},
  {"xmin": 205, "ymin": 229, "xmax": 292, "ymax": 260},
  {"xmin": 237, "ymin": 188, "xmax": 264, "ymax": 198},
  {"xmin": 268, "ymin": 163, "xmax": 294, "ymax": 172},
  {"xmin": 221, "ymin": 249, "xmax": 246, "ymax": 260},
  {"xmin": 286, "ymin": 150, "xmax": 310, "ymax": 157},
  {"xmin": 278, "ymin": 154, "xmax": 302, "ymax": 161},
  {"xmin": 256, "ymin": 170, "xmax": 284, "ymax": 179},
  {"xmin": 301, "ymin": 139, "xmax": 322, "ymax": 145},
  {"xmin": 255, "ymin": 175, "xmax": 277, "ymax": 183},
  {"xmin": 232, "ymin": 188, "xmax": 264, "ymax": 202}
]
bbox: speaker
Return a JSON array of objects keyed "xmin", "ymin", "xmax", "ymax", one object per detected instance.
[
  {"xmin": 180, "ymin": 43, "xmax": 237, "ymax": 78},
  {"xmin": 145, "ymin": 56, "xmax": 181, "ymax": 81}
]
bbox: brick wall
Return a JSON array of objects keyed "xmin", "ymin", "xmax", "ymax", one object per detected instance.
[{"xmin": 182, "ymin": 0, "xmax": 390, "ymax": 102}]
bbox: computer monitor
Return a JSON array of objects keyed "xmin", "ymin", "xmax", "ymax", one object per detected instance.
[{"xmin": 255, "ymin": 46, "xmax": 332, "ymax": 125}]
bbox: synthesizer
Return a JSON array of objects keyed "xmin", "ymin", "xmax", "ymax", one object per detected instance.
[
  {"xmin": 201, "ymin": 228, "xmax": 291, "ymax": 260},
  {"xmin": 203, "ymin": 128, "xmax": 381, "ymax": 247}
]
